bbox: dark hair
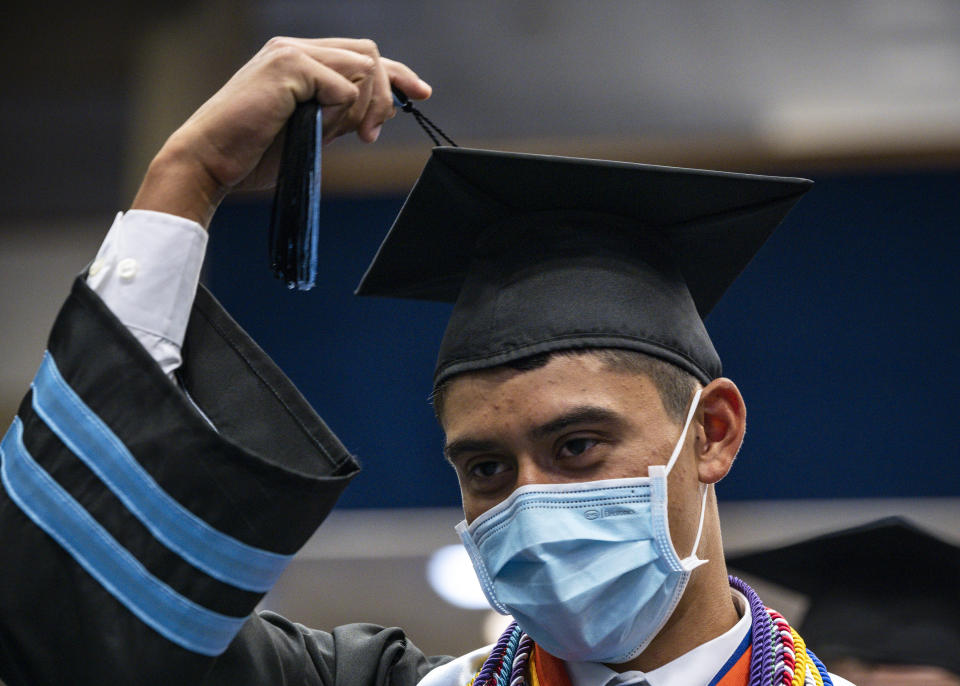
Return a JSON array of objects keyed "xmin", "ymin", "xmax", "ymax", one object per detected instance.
[{"xmin": 432, "ymin": 348, "xmax": 699, "ymax": 424}]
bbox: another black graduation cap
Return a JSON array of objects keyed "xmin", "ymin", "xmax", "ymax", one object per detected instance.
[
  {"xmin": 727, "ymin": 517, "xmax": 960, "ymax": 675},
  {"xmin": 357, "ymin": 147, "xmax": 812, "ymax": 388}
]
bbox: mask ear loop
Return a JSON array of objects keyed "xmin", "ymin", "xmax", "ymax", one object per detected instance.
[
  {"xmin": 688, "ymin": 482, "xmax": 709, "ymax": 560},
  {"xmin": 664, "ymin": 388, "xmax": 702, "ymax": 476},
  {"xmin": 662, "ymin": 388, "xmax": 710, "ymax": 562}
]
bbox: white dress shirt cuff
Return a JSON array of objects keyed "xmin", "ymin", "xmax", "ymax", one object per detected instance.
[{"xmin": 86, "ymin": 209, "xmax": 208, "ymax": 376}]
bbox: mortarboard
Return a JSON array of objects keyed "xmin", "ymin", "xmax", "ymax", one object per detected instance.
[
  {"xmin": 356, "ymin": 147, "xmax": 812, "ymax": 388},
  {"xmin": 727, "ymin": 517, "xmax": 960, "ymax": 675}
]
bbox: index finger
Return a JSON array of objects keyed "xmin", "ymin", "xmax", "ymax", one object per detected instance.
[{"xmin": 381, "ymin": 57, "xmax": 432, "ymax": 101}]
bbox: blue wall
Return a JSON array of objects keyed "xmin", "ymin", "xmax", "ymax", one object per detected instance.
[{"xmin": 206, "ymin": 168, "xmax": 960, "ymax": 507}]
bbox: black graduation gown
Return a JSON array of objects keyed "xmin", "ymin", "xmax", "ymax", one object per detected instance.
[{"xmin": 0, "ymin": 278, "xmax": 452, "ymax": 685}]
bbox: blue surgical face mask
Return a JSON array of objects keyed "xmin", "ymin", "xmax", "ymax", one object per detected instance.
[{"xmin": 456, "ymin": 389, "xmax": 707, "ymax": 664}]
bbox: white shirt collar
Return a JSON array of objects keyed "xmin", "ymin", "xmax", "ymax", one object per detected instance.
[{"xmin": 565, "ymin": 590, "xmax": 752, "ymax": 686}]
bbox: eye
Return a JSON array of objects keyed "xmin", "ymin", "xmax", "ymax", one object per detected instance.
[
  {"xmin": 467, "ymin": 459, "xmax": 510, "ymax": 480},
  {"xmin": 558, "ymin": 437, "xmax": 599, "ymax": 459}
]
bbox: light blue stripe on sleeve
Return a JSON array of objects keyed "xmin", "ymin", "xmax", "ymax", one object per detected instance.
[
  {"xmin": 30, "ymin": 352, "xmax": 292, "ymax": 593},
  {"xmin": 0, "ymin": 418, "xmax": 246, "ymax": 656}
]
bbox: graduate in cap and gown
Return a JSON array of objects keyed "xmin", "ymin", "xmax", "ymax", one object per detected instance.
[
  {"xmin": 728, "ymin": 517, "xmax": 960, "ymax": 686},
  {"xmin": 0, "ymin": 37, "xmax": 852, "ymax": 686}
]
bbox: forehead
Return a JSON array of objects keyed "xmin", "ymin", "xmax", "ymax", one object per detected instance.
[{"xmin": 439, "ymin": 353, "xmax": 671, "ymax": 436}]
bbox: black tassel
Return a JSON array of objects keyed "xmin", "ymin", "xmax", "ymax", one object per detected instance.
[
  {"xmin": 268, "ymin": 101, "xmax": 321, "ymax": 290},
  {"xmin": 268, "ymin": 91, "xmax": 454, "ymax": 291}
]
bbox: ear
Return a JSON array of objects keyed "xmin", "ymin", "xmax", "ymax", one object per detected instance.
[{"xmin": 693, "ymin": 377, "xmax": 746, "ymax": 484}]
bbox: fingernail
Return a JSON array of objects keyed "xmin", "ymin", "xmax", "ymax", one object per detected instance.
[{"xmin": 371, "ymin": 124, "xmax": 382, "ymax": 142}]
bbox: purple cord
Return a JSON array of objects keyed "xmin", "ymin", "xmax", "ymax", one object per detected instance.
[
  {"xmin": 475, "ymin": 622, "xmax": 518, "ymax": 686},
  {"xmin": 476, "ymin": 624, "xmax": 532, "ymax": 686},
  {"xmin": 729, "ymin": 576, "xmax": 773, "ymax": 686}
]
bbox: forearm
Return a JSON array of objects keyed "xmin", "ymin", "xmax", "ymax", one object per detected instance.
[{"xmin": 130, "ymin": 140, "xmax": 226, "ymax": 230}]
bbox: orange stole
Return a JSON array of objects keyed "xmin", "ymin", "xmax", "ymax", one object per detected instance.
[
  {"xmin": 532, "ymin": 645, "xmax": 572, "ymax": 686},
  {"xmin": 530, "ymin": 644, "xmax": 752, "ymax": 686},
  {"xmin": 713, "ymin": 645, "xmax": 751, "ymax": 686}
]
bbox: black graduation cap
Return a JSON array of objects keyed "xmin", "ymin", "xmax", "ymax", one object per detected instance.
[
  {"xmin": 357, "ymin": 147, "xmax": 812, "ymax": 388},
  {"xmin": 727, "ymin": 517, "xmax": 960, "ymax": 675}
]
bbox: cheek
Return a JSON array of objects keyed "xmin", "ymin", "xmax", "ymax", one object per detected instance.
[
  {"xmin": 663, "ymin": 456, "xmax": 706, "ymax": 551},
  {"xmin": 454, "ymin": 476, "xmax": 475, "ymax": 520},
  {"xmin": 602, "ymin": 434, "xmax": 676, "ymax": 479},
  {"xmin": 454, "ymin": 476, "xmax": 483, "ymax": 524},
  {"xmin": 459, "ymin": 488, "xmax": 512, "ymax": 526},
  {"xmin": 606, "ymin": 454, "xmax": 655, "ymax": 478},
  {"xmin": 460, "ymin": 498, "xmax": 486, "ymax": 526}
]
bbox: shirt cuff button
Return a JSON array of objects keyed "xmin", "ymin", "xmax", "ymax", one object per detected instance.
[{"xmin": 118, "ymin": 258, "xmax": 139, "ymax": 281}]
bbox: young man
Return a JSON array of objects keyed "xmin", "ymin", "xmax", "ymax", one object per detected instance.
[{"xmin": 0, "ymin": 38, "xmax": 852, "ymax": 685}]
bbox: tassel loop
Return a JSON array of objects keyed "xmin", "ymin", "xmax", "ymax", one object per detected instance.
[{"xmin": 392, "ymin": 87, "xmax": 458, "ymax": 147}]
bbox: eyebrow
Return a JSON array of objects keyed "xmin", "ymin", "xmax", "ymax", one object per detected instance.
[
  {"xmin": 527, "ymin": 406, "xmax": 625, "ymax": 441},
  {"xmin": 444, "ymin": 405, "xmax": 625, "ymax": 463},
  {"xmin": 444, "ymin": 438, "xmax": 502, "ymax": 464}
]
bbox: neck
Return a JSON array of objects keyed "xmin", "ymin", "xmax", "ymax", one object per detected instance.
[{"xmin": 605, "ymin": 530, "xmax": 739, "ymax": 673}]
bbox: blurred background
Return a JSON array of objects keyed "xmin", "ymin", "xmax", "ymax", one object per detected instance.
[{"xmin": 1, "ymin": 0, "xmax": 958, "ymax": 660}]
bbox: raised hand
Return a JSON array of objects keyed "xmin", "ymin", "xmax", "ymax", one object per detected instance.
[{"xmin": 131, "ymin": 37, "xmax": 431, "ymax": 228}]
